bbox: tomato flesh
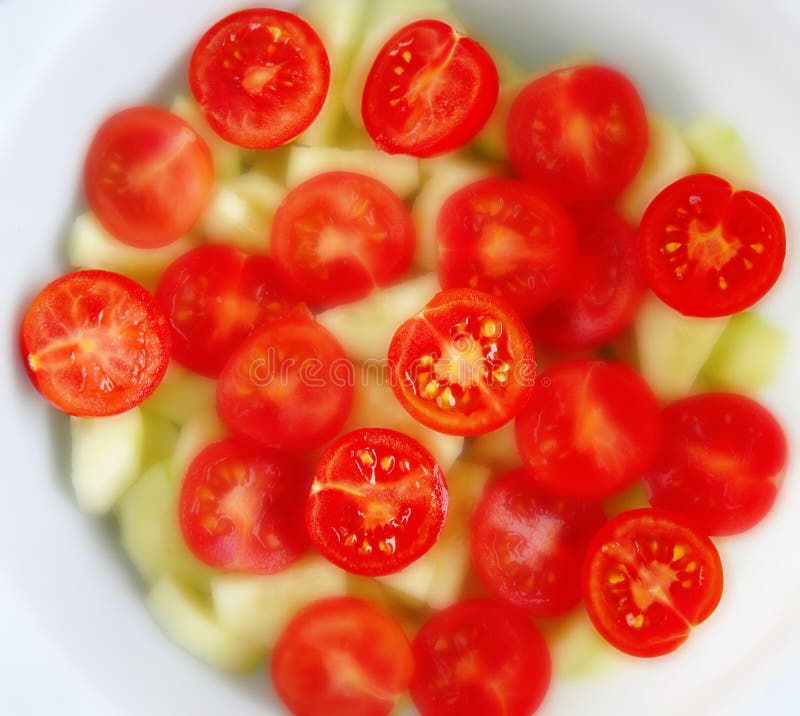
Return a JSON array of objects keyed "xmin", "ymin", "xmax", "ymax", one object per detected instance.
[
  {"xmin": 644, "ymin": 393, "xmax": 787, "ymax": 535},
  {"xmin": 190, "ymin": 9, "xmax": 330, "ymax": 149},
  {"xmin": 639, "ymin": 174, "xmax": 786, "ymax": 317},
  {"xmin": 437, "ymin": 178, "xmax": 578, "ymax": 317},
  {"xmin": 84, "ymin": 107, "xmax": 213, "ymax": 248},
  {"xmin": 21, "ymin": 270, "xmax": 170, "ymax": 417},
  {"xmin": 362, "ymin": 20, "xmax": 499, "ymax": 157},
  {"xmin": 271, "ymin": 172, "xmax": 415, "ymax": 307},
  {"xmin": 583, "ymin": 508, "xmax": 724, "ymax": 658},
  {"xmin": 389, "ymin": 289, "xmax": 536, "ymax": 437},
  {"xmin": 410, "ymin": 599, "xmax": 551, "ymax": 716}
]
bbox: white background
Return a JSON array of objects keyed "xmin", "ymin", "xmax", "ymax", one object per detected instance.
[{"xmin": 0, "ymin": 0, "xmax": 798, "ymax": 713}]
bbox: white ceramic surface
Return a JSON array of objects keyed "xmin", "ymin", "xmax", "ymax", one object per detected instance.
[{"xmin": 1, "ymin": 1, "xmax": 799, "ymax": 714}]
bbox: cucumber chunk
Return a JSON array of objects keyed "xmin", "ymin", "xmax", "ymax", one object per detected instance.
[
  {"xmin": 547, "ymin": 609, "xmax": 624, "ymax": 680},
  {"xmin": 70, "ymin": 409, "xmax": 144, "ymax": 515},
  {"xmin": 683, "ymin": 116, "xmax": 756, "ymax": 187},
  {"xmin": 211, "ymin": 556, "xmax": 348, "ymax": 649},
  {"xmin": 141, "ymin": 363, "xmax": 217, "ymax": 426},
  {"xmin": 465, "ymin": 421, "xmax": 522, "ymax": 472},
  {"xmin": 172, "ymin": 409, "xmax": 228, "ymax": 481},
  {"xmin": 141, "ymin": 413, "xmax": 181, "ymax": 470},
  {"xmin": 146, "ymin": 576, "xmax": 265, "ymax": 673},
  {"xmin": 701, "ymin": 312, "xmax": 787, "ymax": 392}
]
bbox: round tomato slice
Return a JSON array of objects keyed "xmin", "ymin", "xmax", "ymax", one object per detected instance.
[
  {"xmin": 362, "ymin": 20, "xmax": 499, "ymax": 157},
  {"xmin": 644, "ymin": 393, "xmax": 787, "ymax": 536},
  {"xmin": 190, "ymin": 9, "xmax": 330, "ymax": 149},
  {"xmin": 271, "ymin": 172, "xmax": 415, "ymax": 307},
  {"xmin": 530, "ymin": 206, "xmax": 646, "ymax": 350},
  {"xmin": 410, "ymin": 599, "xmax": 551, "ymax": 716},
  {"xmin": 389, "ymin": 289, "xmax": 536, "ymax": 437},
  {"xmin": 156, "ymin": 244, "xmax": 299, "ymax": 378},
  {"xmin": 639, "ymin": 174, "xmax": 786, "ymax": 317},
  {"xmin": 306, "ymin": 428, "xmax": 447, "ymax": 576},
  {"xmin": 179, "ymin": 438, "xmax": 310, "ymax": 573},
  {"xmin": 515, "ymin": 360, "xmax": 662, "ymax": 499},
  {"xmin": 216, "ymin": 315, "xmax": 353, "ymax": 451},
  {"xmin": 437, "ymin": 178, "xmax": 577, "ymax": 317},
  {"xmin": 84, "ymin": 106, "xmax": 213, "ymax": 248},
  {"xmin": 471, "ymin": 470, "xmax": 606, "ymax": 617},
  {"xmin": 21, "ymin": 270, "xmax": 170, "ymax": 417},
  {"xmin": 272, "ymin": 597, "xmax": 413, "ymax": 716},
  {"xmin": 583, "ymin": 508, "xmax": 724, "ymax": 658},
  {"xmin": 507, "ymin": 65, "xmax": 648, "ymax": 205}
]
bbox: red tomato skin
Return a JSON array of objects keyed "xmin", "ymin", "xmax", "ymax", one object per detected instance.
[
  {"xmin": 84, "ymin": 106, "xmax": 213, "ymax": 248},
  {"xmin": 179, "ymin": 438, "xmax": 311, "ymax": 574},
  {"xmin": 271, "ymin": 597, "xmax": 414, "ymax": 716},
  {"xmin": 582, "ymin": 508, "xmax": 724, "ymax": 658},
  {"xmin": 639, "ymin": 174, "xmax": 786, "ymax": 317},
  {"xmin": 507, "ymin": 65, "xmax": 648, "ymax": 205},
  {"xmin": 21, "ymin": 270, "xmax": 171, "ymax": 417},
  {"xmin": 306, "ymin": 428, "xmax": 448, "ymax": 577},
  {"xmin": 471, "ymin": 469, "xmax": 606, "ymax": 616},
  {"xmin": 190, "ymin": 9, "xmax": 330, "ymax": 149},
  {"xmin": 644, "ymin": 393, "xmax": 788, "ymax": 536},
  {"xmin": 362, "ymin": 20, "xmax": 499, "ymax": 157},
  {"xmin": 410, "ymin": 599, "xmax": 551, "ymax": 716},
  {"xmin": 530, "ymin": 206, "xmax": 646, "ymax": 350}
]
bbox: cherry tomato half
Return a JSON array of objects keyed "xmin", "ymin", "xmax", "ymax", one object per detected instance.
[
  {"xmin": 437, "ymin": 178, "xmax": 578, "ymax": 317},
  {"xmin": 644, "ymin": 393, "xmax": 788, "ymax": 536},
  {"xmin": 515, "ymin": 360, "xmax": 662, "ymax": 499},
  {"xmin": 507, "ymin": 65, "xmax": 648, "ymax": 205},
  {"xmin": 583, "ymin": 508, "xmax": 724, "ymax": 658},
  {"xmin": 190, "ymin": 9, "xmax": 330, "ymax": 149},
  {"xmin": 389, "ymin": 289, "xmax": 536, "ymax": 436},
  {"xmin": 410, "ymin": 599, "xmax": 551, "ymax": 716},
  {"xmin": 639, "ymin": 174, "xmax": 786, "ymax": 317},
  {"xmin": 362, "ymin": 20, "xmax": 499, "ymax": 157},
  {"xmin": 21, "ymin": 270, "xmax": 170, "ymax": 416},
  {"xmin": 84, "ymin": 107, "xmax": 213, "ymax": 248},
  {"xmin": 271, "ymin": 172, "xmax": 415, "ymax": 307}
]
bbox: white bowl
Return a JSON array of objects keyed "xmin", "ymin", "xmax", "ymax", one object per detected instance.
[{"xmin": 1, "ymin": 1, "xmax": 799, "ymax": 714}]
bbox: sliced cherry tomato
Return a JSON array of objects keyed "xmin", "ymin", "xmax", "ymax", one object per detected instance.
[
  {"xmin": 515, "ymin": 360, "xmax": 662, "ymax": 499},
  {"xmin": 84, "ymin": 107, "xmax": 213, "ymax": 248},
  {"xmin": 156, "ymin": 244, "xmax": 299, "ymax": 378},
  {"xmin": 410, "ymin": 599, "xmax": 551, "ymax": 716},
  {"xmin": 362, "ymin": 20, "xmax": 499, "ymax": 157},
  {"xmin": 216, "ymin": 315, "xmax": 353, "ymax": 451},
  {"xmin": 190, "ymin": 9, "xmax": 330, "ymax": 149},
  {"xmin": 437, "ymin": 178, "xmax": 577, "ymax": 317},
  {"xmin": 21, "ymin": 270, "xmax": 170, "ymax": 417},
  {"xmin": 389, "ymin": 289, "xmax": 536, "ymax": 436},
  {"xmin": 471, "ymin": 469, "xmax": 606, "ymax": 616},
  {"xmin": 639, "ymin": 174, "xmax": 786, "ymax": 317},
  {"xmin": 179, "ymin": 438, "xmax": 310, "ymax": 573},
  {"xmin": 271, "ymin": 172, "xmax": 415, "ymax": 307},
  {"xmin": 583, "ymin": 508, "xmax": 724, "ymax": 658},
  {"xmin": 644, "ymin": 393, "xmax": 787, "ymax": 536},
  {"xmin": 306, "ymin": 428, "xmax": 447, "ymax": 576},
  {"xmin": 272, "ymin": 597, "xmax": 413, "ymax": 716},
  {"xmin": 530, "ymin": 206, "xmax": 646, "ymax": 350},
  {"xmin": 507, "ymin": 65, "xmax": 648, "ymax": 205}
]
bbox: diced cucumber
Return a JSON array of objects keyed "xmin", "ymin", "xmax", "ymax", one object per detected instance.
[
  {"xmin": 172, "ymin": 409, "xmax": 228, "ymax": 480},
  {"xmin": 211, "ymin": 556, "xmax": 348, "ymax": 649},
  {"xmin": 317, "ymin": 273, "xmax": 440, "ymax": 361},
  {"xmin": 170, "ymin": 95, "xmax": 243, "ymax": 180},
  {"xmin": 67, "ymin": 212, "xmax": 195, "ymax": 290},
  {"xmin": 701, "ymin": 312, "xmax": 787, "ymax": 392},
  {"xmin": 141, "ymin": 363, "xmax": 217, "ymax": 426},
  {"xmin": 683, "ymin": 116, "xmax": 757, "ymax": 187},
  {"xmin": 465, "ymin": 421, "xmax": 521, "ymax": 471},
  {"xmin": 617, "ymin": 115, "xmax": 695, "ymax": 226},
  {"xmin": 141, "ymin": 413, "xmax": 181, "ymax": 470},
  {"xmin": 604, "ymin": 482, "xmax": 649, "ymax": 519},
  {"xmin": 200, "ymin": 171, "xmax": 285, "ymax": 254},
  {"xmin": 286, "ymin": 146, "xmax": 420, "ymax": 199},
  {"xmin": 636, "ymin": 293, "xmax": 729, "ymax": 402},
  {"xmin": 70, "ymin": 409, "xmax": 144, "ymax": 515},
  {"xmin": 366, "ymin": 0, "xmax": 453, "ymax": 25},
  {"xmin": 117, "ymin": 462, "xmax": 217, "ymax": 590},
  {"xmin": 146, "ymin": 576, "xmax": 266, "ymax": 673},
  {"xmin": 547, "ymin": 609, "xmax": 623, "ymax": 680}
]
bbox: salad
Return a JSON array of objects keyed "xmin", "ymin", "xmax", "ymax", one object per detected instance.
[{"xmin": 18, "ymin": 0, "xmax": 791, "ymax": 714}]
